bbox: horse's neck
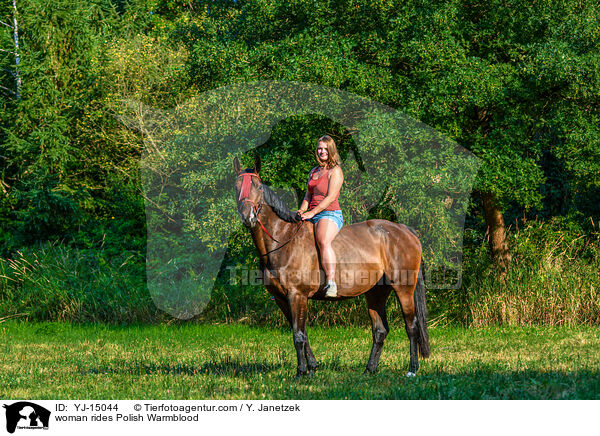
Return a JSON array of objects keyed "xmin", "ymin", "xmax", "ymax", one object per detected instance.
[{"xmin": 250, "ymin": 206, "xmax": 298, "ymax": 264}]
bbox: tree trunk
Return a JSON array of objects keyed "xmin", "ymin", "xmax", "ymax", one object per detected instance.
[
  {"xmin": 480, "ymin": 191, "xmax": 511, "ymax": 272},
  {"xmin": 12, "ymin": 0, "xmax": 21, "ymax": 99}
]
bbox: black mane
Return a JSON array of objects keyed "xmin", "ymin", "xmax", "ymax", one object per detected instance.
[{"xmin": 262, "ymin": 184, "xmax": 301, "ymax": 223}]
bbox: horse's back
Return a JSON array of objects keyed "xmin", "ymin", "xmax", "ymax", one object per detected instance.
[
  {"xmin": 336, "ymin": 219, "xmax": 420, "ymax": 247},
  {"xmin": 332, "ymin": 219, "xmax": 421, "ymax": 269}
]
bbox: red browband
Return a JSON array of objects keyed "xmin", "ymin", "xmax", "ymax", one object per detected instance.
[
  {"xmin": 236, "ymin": 171, "xmax": 304, "ymax": 252},
  {"xmin": 237, "ymin": 172, "xmax": 279, "ymax": 241},
  {"xmin": 238, "ymin": 172, "xmax": 262, "ymax": 201}
]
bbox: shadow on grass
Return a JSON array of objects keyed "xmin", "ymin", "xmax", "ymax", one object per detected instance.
[
  {"xmin": 309, "ymin": 368, "xmax": 600, "ymax": 400},
  {"xmin": 80, "ymin": 358, "xmax": 282, "ymax": 377},
  {"xmin": 68, "ymin": 358, "xmax": 600, "ymax": 399}
]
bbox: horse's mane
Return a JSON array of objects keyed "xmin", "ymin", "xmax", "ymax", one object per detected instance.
[{"xmin": 262, "ymin": 184, "xmax": 301, "ymax": 223}]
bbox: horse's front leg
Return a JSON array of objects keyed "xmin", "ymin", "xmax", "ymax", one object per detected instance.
[
  {"xmin": 273, "ymin": 294, "xmax": 318, "ymax": 374},
  {"xmin": 288, "ymin": 291, "xmax": 310, "ymax": 377},
  {"xmin": 304, "ymin": 337, "xmax": 318, "ymax": 375}
]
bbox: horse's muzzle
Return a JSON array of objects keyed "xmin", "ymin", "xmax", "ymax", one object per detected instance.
[{"xmin": 238, "ymin": 203, "xmax": 258, "ymax": 228}]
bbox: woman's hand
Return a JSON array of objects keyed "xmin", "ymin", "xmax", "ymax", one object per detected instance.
[{"xmin": 301, "ymin": 210, "xmax": 316, "ymax": 220}]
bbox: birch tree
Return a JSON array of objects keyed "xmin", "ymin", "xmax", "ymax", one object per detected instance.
[{"xmin": 0, "ymin": 0, "xmax": 19, "ymax": 98}]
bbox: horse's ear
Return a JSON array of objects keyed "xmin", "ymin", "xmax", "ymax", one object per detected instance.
[
  {"xmin": 233, "ymin": 157, "xmax": 241, "ymax": 175},
  {"xmin": 254, "ymin": 156, "xmax": 261, "ymax": 174}
]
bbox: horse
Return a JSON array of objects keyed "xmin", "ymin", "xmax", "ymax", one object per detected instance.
[{"xmin": 233, "ymin": 157, "xmax": 430, "ymax": 377}]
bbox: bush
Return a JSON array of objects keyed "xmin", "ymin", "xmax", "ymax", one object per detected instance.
[
  {"xmin": 2, "ymin": 217, "xmax": 598, "ymax": 327},
  {"xmin": 0, "ymin": 243, "xmax": 161, "ymax": 324},
  {"xmin": 464, "ymin": 217, "xmax": 600, "ymax": 326}
]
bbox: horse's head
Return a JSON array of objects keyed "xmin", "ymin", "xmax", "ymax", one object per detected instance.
[{"xmin": 234, "ymin": 156, "xmax": 263, "ymax": 228}]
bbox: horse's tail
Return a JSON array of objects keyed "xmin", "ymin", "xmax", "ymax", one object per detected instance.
[
  {"xmin": 406, "ymin": 226, "xmax": 430, "ymax": 358},
  {"xmin": 414, "ymin": 263, "xmax": 430, "ymax": 358}
]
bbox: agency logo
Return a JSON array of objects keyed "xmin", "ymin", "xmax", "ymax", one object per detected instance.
[{"xmin": 3, "ymin": 402, "xmax": 50, "ymax": 434}]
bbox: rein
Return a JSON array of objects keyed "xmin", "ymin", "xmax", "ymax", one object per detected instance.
[
  {"xmin": 237, "ymin": 172, "xmax": 305, "ymax": 256},
  {"xmin": 262, "ymin": 219, "xmax": 304, "ymax": 257}
]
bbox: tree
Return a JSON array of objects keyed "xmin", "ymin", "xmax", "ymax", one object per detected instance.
[
  {"xmin": 169, "ymin": 0, "xmax": 600, "ymax": 273},
  {"xmin": 0, "ymin": 0, "xmax": 20, "ymax": 99},
  {"xmin": 0, "ymin": 0, "xmax": 184, "ymax": 250}
]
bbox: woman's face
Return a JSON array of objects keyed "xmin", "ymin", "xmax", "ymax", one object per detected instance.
[{"xmin": 317, "ymin": 141, "xmax": 329, "ymax": 163}]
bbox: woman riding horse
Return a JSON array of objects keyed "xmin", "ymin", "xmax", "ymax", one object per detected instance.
[
  {"xmin": 296, "ymin": 135, "xmax": 344, "ymax": 298},
  {"xmin": 234, "ymin": 154, "xmax": 430, "ymax": 377}
]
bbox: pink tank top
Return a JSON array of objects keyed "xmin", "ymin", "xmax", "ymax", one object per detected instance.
[{"xmin": 307, "ymin": 167, "xmax": 341, "ymax": 211}]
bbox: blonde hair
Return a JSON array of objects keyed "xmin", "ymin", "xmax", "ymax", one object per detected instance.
[{"xmin": 315, "ymin": 135, "xmax": 340, "ymax": 169}]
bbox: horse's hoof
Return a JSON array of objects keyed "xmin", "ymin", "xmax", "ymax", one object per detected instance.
[
  {"xmin": 406, "ymin": 371, "xmax": 416, "ymax": 377},
  {"xmin": 296, "ymin": 369, "xmax": 308, "ymax": 378}
]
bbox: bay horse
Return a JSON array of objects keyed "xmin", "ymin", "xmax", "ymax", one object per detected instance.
[{"xmin": 234, "ymin": 157, "xmax": 430, "ymax": 377}]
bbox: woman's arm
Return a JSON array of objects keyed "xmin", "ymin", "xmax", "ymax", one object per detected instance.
[
  {"xmin": 296, "ymin": 167, "xmax": 317, "ymax": 215},
  {"xmin": 304, "ymin": 166, "xmax": 343, "ymax": 215},
  {"xmin": 296, "ymin": 193, "xmax": 310, "ymax": 215}
]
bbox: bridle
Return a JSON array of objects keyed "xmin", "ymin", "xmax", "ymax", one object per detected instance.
[
  {"xmin": 237, "ymin": 172, "xmax": 275, "ymax": 240},
  {"xmin": 236, "ymin": 172, "xmax": 305, "ymax": 256}
]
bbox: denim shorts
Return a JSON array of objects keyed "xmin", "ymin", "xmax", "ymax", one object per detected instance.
[{"xmin": 309, "ymin": 210, "xmax": 343, "ymax": 231}]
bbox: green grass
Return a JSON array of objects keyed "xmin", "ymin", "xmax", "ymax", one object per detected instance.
[{"xmin": 1, "ymin": 322, "xmax": 599, "ymax": 399}]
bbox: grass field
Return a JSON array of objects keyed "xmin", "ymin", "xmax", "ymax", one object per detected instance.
[{"xmin": 1, "ymin": 322, "xmax": 599, "ymax": 400}]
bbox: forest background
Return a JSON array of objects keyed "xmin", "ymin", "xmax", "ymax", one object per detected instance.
[{"xmin": 1, "ymin": 0, "xmax": 599, "ymax": 327}]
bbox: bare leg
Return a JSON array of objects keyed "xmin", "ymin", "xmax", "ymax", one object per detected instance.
[
  {"xmin": 315, "ymin": 218, "xmax": 340, "ymax": 281},
  {"xmin": 315, "ymin": 219, "xmax": 340, "ymax": 297}
]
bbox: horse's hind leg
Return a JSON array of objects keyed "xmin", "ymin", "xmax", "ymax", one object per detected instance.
[
  {"xmin": 273, "ymin": 294, "xmax": 317, "ymax": 374},
  {"xmin": 364, "ymin": 285, "xmax": 392, "ymax": 374},
  {"xmin": 393, "ymin": 283, "xmax": 420, "ymax": 375}
]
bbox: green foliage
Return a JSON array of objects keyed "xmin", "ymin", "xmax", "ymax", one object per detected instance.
[
  {"xmin": 0, "ymin": 243, "xmax": 159, "ymax": 323},
  {"xmin": 1, "ymin": 0, "xmax": 600, "ymax": 327},
  {"xmin": 1, "ymin": 0, "xmax": 115, "ymax": 248},
  {"xmin": 10, "ymin": 173, "xmax": 83, "ymax": 246},
  {"xmin": 464, "ymin": 217, "xmax": 600, "ymax": 326},
  {"xmin": 177, "ymin": 0, "xmax": 600, "ymax": 216},
  {"xmin": 3, "ymin": 218, "xmax": 597, "ymax": 328},
  {"xmin": 0, "ymin": 0, "xmax": 185, "ymax": 254}
]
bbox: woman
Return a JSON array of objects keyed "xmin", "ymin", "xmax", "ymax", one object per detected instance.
[{"xmin": 296, "ymin": 135, "xmax": 344, "ymax": 298}]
